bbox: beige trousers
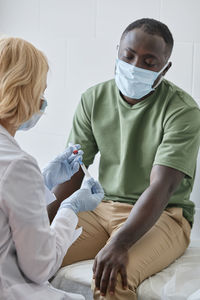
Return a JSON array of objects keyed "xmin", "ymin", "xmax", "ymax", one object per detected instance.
[{"xmin": 62, "ymin": 201, "xmax": 191, "ymax": 300}]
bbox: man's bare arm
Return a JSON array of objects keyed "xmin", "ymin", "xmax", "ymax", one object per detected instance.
[
  {"xmin": 93, "ymin": 164, "xmax": 185, "ymax": 295},
  {"xmin": 47, "ymin": 168, "xmax": 84, "ymax": 223},
  {"xmin": 110, "ymin": 164, "xmax": 185, "ymax": 249}
]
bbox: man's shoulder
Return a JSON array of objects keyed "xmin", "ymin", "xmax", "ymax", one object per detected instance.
[
  {"xmin": 161, "ymin": 80, "xmax": 200, "ymax": 129},
  {"xmin": 82, "ymin": 78, "xmax": 116, "ymax": 98},
  {"xmin": 162, "ymin": 79, "xmax": 199, "ymax": 109}
]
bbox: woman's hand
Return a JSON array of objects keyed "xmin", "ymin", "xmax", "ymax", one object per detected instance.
[
  {"xmin": 59, "ymin": 178, "xmax": 104, "ymax": 213},
  {"xmin": 42, "ymin": 144, "xmax": 83, "ymax": 190}
]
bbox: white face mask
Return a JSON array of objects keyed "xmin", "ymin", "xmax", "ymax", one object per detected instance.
[
  {"xmin": 18, "ymin": 99, "xmax": 47, "ymax": 131},
  {"xmin": 115, "ymin": 58, "xmax": 168, "ymax": 100}
]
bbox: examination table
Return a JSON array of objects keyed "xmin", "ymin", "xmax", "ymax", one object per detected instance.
[{"xmin": 51, "ymin": 240, "xmax": 200, "ymax": 300}]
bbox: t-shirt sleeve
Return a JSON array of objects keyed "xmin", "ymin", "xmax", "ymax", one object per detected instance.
[
  {"xmin": 153, "ymin": 107, "xmax": 200, "ymax": 178},
  {"xmin": 67, "ymin": 93, "xmax": 98, "ymax": 166}
]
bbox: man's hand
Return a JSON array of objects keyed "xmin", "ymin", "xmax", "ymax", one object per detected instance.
[
  {"xmin": 93, "ymin": 242, "xmax": 128, "ymax": 296},
  {"xmin": 92, "ymin": 165, "xmax": 184, "ymax": 296}
]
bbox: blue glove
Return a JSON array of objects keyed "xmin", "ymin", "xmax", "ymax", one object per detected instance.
[
  {"xmin": 59, "ymin": 178, "xmax": 104, "ymax": 214},
  {"xmin": 42, "ymin": 144, "xmax": 83, "ymax": 190}
]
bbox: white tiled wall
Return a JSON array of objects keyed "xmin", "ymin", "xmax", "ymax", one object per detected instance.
[{"xmin": 0, "ymin": 0, "xmax": 199, "ymax": 239}]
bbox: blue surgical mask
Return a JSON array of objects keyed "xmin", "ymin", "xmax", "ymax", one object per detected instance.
[
  {"xmin": 18, "ymin": 99, "xmax": 47, "ymax": 131},
  {"xmin": 115, "ymin": 58, "xmax": 168, "ymax": 99}
]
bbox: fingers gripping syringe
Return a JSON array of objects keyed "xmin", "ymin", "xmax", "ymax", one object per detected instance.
[{"xmin": 73, "ymin": 149, "xmax": 92, "ymax": 179}]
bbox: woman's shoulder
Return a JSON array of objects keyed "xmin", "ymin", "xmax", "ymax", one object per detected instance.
[
  {"xmin": 0, "ymin": 146, "xmax": 41, "ymax": 189},
  {"xmin": 8, "ymin": 152, "xmax": 40, "ymax": 178},
  {"xmin": 0, "ymin": 148, "xmax": 44, "ymax": 215},
  {"xmin": 0, "ymin": 127, "xmax": 40, "ymax": 178}
]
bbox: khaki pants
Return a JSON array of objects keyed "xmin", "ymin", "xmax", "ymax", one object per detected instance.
[{"xmin": 62, "ymin": 201, "xmax": 191, "ymax": 300}]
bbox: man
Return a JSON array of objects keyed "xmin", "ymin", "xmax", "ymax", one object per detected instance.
[{"xmin": 48, "ymin": 18, "xmax": 200, "ymax": 299}]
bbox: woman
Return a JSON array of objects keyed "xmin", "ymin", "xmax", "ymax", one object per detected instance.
[{"xmin": 0, "ymin": 37, "xmax": 104, "ymax": 300}]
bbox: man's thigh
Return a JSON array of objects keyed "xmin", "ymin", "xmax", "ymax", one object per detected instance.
[
  {"xmin": 93, "ymin": 207, "xmax": 191, "ymax": 300},
  {"xmin": 116, "ymin": 207, "xmax": 191, "ymax": 288},
  {"xmin": 62, "ymin": 205, "xmax": 110, "ymax": 267}
]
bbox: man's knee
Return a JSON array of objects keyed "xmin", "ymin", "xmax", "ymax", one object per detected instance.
[{"xmin": 92, "ymin": 272, "xmax": 138, "ymax": 300}]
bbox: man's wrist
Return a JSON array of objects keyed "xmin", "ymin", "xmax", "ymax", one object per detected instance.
[{"xmin": 109, "ymin": 233, "xmax": 131, "ymax": 251}]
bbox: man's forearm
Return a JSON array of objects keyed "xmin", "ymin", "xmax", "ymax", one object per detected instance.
[
  {"xmin": 47, "ymin": 168, "xmax": 84, "ymax": 223},
  {"xmin": 109, "ymin": 165, "xmax": 184, "ymax": 250},
  {"xmin": 110, "ymin": 182, "xmax": 171, "ymax": 250}
]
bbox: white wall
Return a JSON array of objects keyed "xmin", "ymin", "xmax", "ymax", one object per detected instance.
[{"xmin": 0, "ymin": 0, "xmax": 199, "ymax": 239}]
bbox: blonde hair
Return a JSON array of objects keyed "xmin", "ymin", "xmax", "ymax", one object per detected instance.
[{"xmin": 0, "ymin": 37, "xmax": 49, "ymax": 127}]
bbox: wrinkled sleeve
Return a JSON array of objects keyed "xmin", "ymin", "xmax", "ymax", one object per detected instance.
[
  {"xmin": 1, "ymin": 155, "xmax": 78, "ymax": 284},
  {"xmin": 68, "ymin": 93, "xmax": 98, "ymax": 166},
  {"xmin": 154, "ymin": 107, "xmax": 200, "ymax": 178}
]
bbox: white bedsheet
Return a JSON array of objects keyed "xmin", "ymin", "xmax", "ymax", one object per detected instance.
[{"xmin": 51, "ymin": 241, "xmax": 200, "ymax": 300}]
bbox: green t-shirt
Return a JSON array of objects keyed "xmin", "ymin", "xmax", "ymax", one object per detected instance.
[{"xmin": 68, "ymin": 79, "xmax": 200, "ymax": 224}]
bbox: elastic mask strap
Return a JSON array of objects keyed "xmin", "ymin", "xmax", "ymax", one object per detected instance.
[
  {"xmin": 159, "ymin": 62, "xmax": 169, "ymax": 75},
  {"xmin": 153, "ymin": 62, "xmax": 169, "ymax": 89},
  {"xmin": 116, "ymin": 44, "xmax": 120, "ymax": 59},
  {"xmin": 40, "ymin": 98, "xmax": 48, "ymax": 112}
]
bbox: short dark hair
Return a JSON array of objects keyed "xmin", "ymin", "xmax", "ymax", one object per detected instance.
[{"xmin": 121, "ymin": 18, "xmax": 174, "ymax": 57}]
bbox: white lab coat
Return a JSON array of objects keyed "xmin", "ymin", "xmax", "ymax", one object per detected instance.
[{"xmin": 0, "ymin": 125, "xmax": 84, "ymax": 300}]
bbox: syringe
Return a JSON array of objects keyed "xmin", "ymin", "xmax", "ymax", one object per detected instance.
[
  {"xmin": 73, "ymin": 149, "xmax": 92, "ymax": 179},
  {"xmin": 79, "ymin": 160, "xmax": 92, "ymax": 179}
]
